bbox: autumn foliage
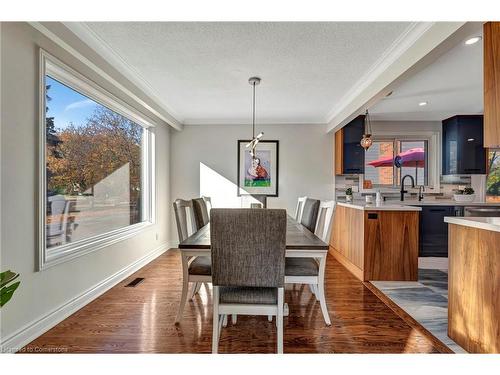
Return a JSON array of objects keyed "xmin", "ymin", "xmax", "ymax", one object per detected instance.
[{"xmin": 46, "ymin": 107, "xmax": 142, "ymax": 205}]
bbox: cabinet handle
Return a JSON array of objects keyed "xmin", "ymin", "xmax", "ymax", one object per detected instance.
[{"xmin": 429, "ymin": 209, "xmax": 447, "ymax": 212}]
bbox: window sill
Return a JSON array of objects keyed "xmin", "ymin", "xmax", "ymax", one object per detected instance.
[{"xmin": 39, "ymin": 221, "xmax": 154, "ymax": 271}]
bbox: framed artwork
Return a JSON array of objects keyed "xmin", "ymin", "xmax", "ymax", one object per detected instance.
[{"xmin": 237, "ymin": 140, "xmax": 279, "ymax": 197}]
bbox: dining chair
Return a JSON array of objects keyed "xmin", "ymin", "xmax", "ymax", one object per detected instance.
[
  {"xmin": 285, "ymin": 200, "xmax": 334, "ymax": 326},
  {"xmin": 202, "ymin": 195, "xmax": 212, "ymax": 212},
  {"xmin": 46, "ymin": 195, "xmax": 70, "ymax": 247},
  {"xmin": 294, "ymin": 196, "xmax": 307, "ymax": 222},
  {"xmin": 210, "ymin": 208, "xmax": 287, "ymax": 354},
  {"xmin": 314, "ymin": 200, "xmax": 336, "ymax": 243},
  {"xmin": 300, "ymin": 198, "xmax": 320, "ymax": 233},
  {"xmin": 173, "ymin": 199, "xmax": 211, "ymax": 323},
  {"xmin": 192, "ymin": 197, "xmax": 210, "ymax": 230}
]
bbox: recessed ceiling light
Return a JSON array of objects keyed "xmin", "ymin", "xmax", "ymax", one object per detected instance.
[
  {"xmin": 465, "ymin": 36, "xmax": 481, "ymax": 45},
  {"xmin": 419, "ymin": 101, "xmax": 428, "ymax": 106}
]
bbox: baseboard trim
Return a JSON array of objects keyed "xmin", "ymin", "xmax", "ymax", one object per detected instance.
[{"xmin": 1, "ymin": 243, "xmax": 170, "ymax": 353}]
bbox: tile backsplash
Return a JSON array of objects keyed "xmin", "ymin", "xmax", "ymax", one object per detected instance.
[{"xmin": 335, "ymin": 174, "xmax": 482, "ymax": 201}]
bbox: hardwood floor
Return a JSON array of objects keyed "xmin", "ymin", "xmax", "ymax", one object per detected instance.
[{"xmin": 22, "ymin": 250, "xmax": 445, "ymax": 353}]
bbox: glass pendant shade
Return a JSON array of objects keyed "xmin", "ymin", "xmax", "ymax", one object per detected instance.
[{"xmin": 360, "ymin": 134, "xmax": 373, "ymax": 150}]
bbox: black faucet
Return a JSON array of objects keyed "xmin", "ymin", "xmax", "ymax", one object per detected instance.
[
  {"xmin": 418, "ymin": 185, "xmax": 425, "ymax": 201},
  {"xmin": 400, "ymin": 174, "xmax": 415, "ymax": 201}
]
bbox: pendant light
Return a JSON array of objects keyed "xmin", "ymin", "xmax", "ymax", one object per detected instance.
[
  {"xmin": 246, "ymin": 76, "xmax": 263, "ymax": 158},
  {"xmin": 360, "ymin": 109, "xmax": 373, "ymax": 151}
]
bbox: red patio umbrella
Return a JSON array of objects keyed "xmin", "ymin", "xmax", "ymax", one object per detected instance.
[{"xmin": 368, "ymin": 147, "xmax": 425, "ymax": 182}]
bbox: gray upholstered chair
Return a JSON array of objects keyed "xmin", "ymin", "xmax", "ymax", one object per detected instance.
[
  {"xmin": 210, "ymin": 208, "xmax": 287, "ymax": 354},
  {"xmin": 192, "ymin": 197, "xmax": 210, "ymax": 230},
  {"xmin": 285, "ymin": 200, "xmax": 334, "ymax": 326},
  {"xmin": 300, "ymin": 198, "xmax": 320, "ymax": 232},
  {"xmin": 173, "ymin": 199, "xmax": 212, "ymax": 323}
]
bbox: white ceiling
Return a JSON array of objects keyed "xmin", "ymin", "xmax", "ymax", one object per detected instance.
[
  {"xmin": 79, "ymin": 22, "xmax": 412, "ymax": 125},
  {"xmin": 370, "ymin": 25, "xmax": 483, "ymax": 122}
]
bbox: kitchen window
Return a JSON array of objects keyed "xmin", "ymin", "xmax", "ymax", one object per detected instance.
[
  {"xmin": 39, "ymin": 50, "xmax": 155, "ymax": 269},
  {"xmin": 486, "ymin": 149, "xmax": 500, "ymax": 203},
  {"xmin": 364, "ymin": 139, "xmax": 428, "ymax": 188}
]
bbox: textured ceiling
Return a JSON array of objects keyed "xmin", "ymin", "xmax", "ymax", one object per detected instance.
[
  {"xmin": 83, "ymin": 22, "xmax": 411, "ymax": 124},
  {"xmin": 371, "ymin": 25, "xmax": 483, "ymax": 122}
]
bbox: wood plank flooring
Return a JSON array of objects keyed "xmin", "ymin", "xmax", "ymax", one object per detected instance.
[{"xmin": 22, "ymin": 250, "xmax": 444, "ymax": 353}]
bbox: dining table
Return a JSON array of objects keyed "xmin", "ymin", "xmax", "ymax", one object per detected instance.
[{"xmin": 178, "ymin": 215, "xmax": 330, "ymax": 322}]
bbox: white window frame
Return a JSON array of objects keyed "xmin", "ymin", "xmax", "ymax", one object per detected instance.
[
  {"xmin": 365, "ymin": 138, "xmax": 430, "ymax": 188},
  {"xmin": 38, "ymin": 49, "xmax": 156, "ymax": 270},
  {"xmin": 360, "ymin": 130, "xmax": 440, "ymax": 193}
]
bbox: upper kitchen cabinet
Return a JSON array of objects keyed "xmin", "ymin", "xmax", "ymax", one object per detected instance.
[
  {"xmin": 484, "ymin": 22, "xmax": 500, "ymax": 148},
  {"xmin": 442, "ymin": 115, "xmax": 486, "ymax": 175},
  {"xmin": 335, "ymin": 115, "xmax": 365, "ymax": 175}
]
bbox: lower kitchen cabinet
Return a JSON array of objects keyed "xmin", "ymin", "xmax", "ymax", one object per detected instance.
[{"xmin": 419, "ymin": 206, "xmax": 455, "ymax": 257}]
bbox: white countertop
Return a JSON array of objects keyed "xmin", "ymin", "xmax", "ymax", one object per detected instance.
[
  {"xmin": 337, "ymin": 201, "xmax": 422, "ymax": 212},
  {"xmin": 404, "ymin": 200, "xmax": 500, "ymax": 207},
  {"xmin": 444, "ymin": 217, "xmax": 500, "ymax": 233}
]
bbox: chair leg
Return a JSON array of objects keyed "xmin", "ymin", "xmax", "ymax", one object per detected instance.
[
  {"xmin": 222, "ymin": 314, "xmax": 228, "ymax": 327},
  {"xmin": 175, "ymin": 256, "xmax": 190, "ymax": 324},
  {"xmin": 268, "ymin": 315, "xmax": 273, "ymax": 322},
  {"xmin": 212, "ymin": 286, "xmax": 220, "ymax": 354},
  {"xmin": 232, "ymin": 314, "xmax": 237, "ymax": 324},
  {"xmin": 317, "ymin": 256, "xmax": 331, "ymax": 326},
  {"xmin": 309, "ymin": 284, "xmax": 316, "ymax": 296},
  {"xmin": 277, "ymin": 287, "xmax": 284, "ymax": 354},
  {"xmin": 195, "ymin": 282, "xmax": 202, "ymax": 294},
  {"xmin": 189, "ymin": 282, "xmax": 199, "ymax": 301}
]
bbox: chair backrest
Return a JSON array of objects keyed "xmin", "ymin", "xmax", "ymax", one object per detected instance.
[
  {"xmin": 314, "ymin": 200, "xmax": 336, "ymax": 243},
  {"xmin": 202, "ymin": 196, "xmax": 212, "ymax": 212},
  {"xmin": 300, "ymin": 198, "xmax": 320, "ymax": 233},
  {"xmin": 210, "ymin": 208, "xmax": 287, "ymax": 288},
  {"xmin": 47, "ymin": 195, "xmax": 70, "ymax": 235},
  {"xmin": 173, "ymin": 199, "xmax": 197, "ymax": 242},
  {"xmin": 192, "ymin": 197, "xmax": 210, "ymax": 230},
  {"xmin": 295, "ymin": 196, "xmax": 307, "ymax": 222}
]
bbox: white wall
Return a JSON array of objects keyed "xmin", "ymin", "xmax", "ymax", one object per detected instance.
[
  {"xmin": 170, "ymin": 124, "xmax": 333, "ymax": 241},
  {"xmin": 0, "ymin": 23, "xmax": 172, "ymax": 349}
]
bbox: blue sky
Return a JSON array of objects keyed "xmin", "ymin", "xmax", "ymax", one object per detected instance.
[{"xmin": 46, "ymin": 76, "xmax": 99, "ymax": 130}]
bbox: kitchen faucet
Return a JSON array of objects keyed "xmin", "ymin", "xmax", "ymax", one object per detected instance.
[
  {"xmin": 400, "ymin": 174, "xmax": 415, "ymax": 201},
  {"xmin": 418, "ymin": 185, "xmax": 425, "ymax": 201}
]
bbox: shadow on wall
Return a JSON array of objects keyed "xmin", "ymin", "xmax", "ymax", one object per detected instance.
[{"xmin": 199, "ymin": 162, "xmax": 262, "ymax": 208}]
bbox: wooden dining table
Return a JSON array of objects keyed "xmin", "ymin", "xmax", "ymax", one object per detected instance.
[{"xmin": 178, "ymin": 215, "xmax": 331, "ymax": 323}]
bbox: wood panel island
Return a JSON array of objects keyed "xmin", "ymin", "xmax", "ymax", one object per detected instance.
[
  {"xmin": 444, "ymin": 216, "xmax": 500, "ymax": 353},
  {"xmin": 330, "ymin": 202, "xmax": 421, "ymax": 282}
]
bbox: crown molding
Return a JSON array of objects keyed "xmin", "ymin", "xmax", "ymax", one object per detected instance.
[
  {"xmin": 183, "ymin": 118, "xmax": 327, "ymax": 126},
  {"xmin": 326, "ymin": 21, "xmax": 466, "ymax": 133},
  {"xmin": 30, "ymin": 22, "xmax": 183, "ymax": 130}
]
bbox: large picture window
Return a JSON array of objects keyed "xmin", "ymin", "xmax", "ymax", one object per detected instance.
[{"xmin": 39, "ymin": 50, "xmax": 155, "ymax": 269}]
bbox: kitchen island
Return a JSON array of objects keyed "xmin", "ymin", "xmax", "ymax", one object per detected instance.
[
  {"xmin": 330, "ymin": 201, "xmax": 421, "ymax": 281},
  {"xmin": 444, "ymin": 216, "xmax": 500, "ymax": 353}
]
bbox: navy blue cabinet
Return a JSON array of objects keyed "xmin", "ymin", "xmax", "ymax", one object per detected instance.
[
  {"xmin": 419, "ymin": 206, "xmax": 455, "ymax": 257},
  {"xmin": 442, "ymin": 115, "xmax": 486, "ymax": 175},
  {"xmin": 335, "ymin": 115, "xmax": 365, "ymax": 175}
]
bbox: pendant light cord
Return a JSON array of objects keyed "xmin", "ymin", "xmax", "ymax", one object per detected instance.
[
  {"xmin": 252, "ymin": 82, "xmax": 256, "ymax": 139},
  {"xmin": 365, "ymin": 109, "xmax": 372, "ymax": 134}
]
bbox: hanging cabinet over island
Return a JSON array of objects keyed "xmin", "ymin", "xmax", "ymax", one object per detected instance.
[
  {"xmin": 329, "ymin": 202, "xmax": 421, "ymax": 281},
  {"xmin": 484, "ymin": 22, "xmax": 500, "ymax": 148},
  {"xmin": 334, "ymin": 115, "xmax": 365, "ymax": 175}
]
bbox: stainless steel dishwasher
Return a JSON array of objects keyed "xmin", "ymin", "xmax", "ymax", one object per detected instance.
[{"xmin": 464, "ymin": 206, "xmax": 500, "ymax": 217}]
